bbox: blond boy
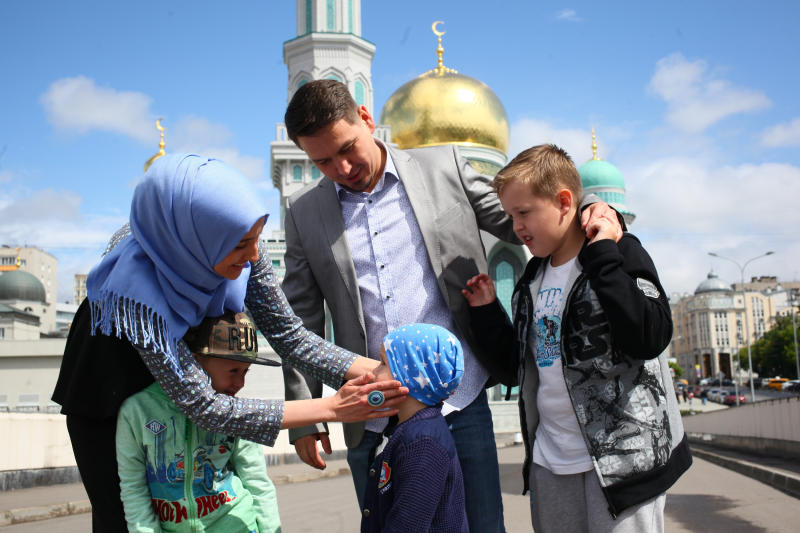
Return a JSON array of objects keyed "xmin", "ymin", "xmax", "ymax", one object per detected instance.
[{"xmin": 463, "ymin": 145, "xmax": 691, "ymax": 533}]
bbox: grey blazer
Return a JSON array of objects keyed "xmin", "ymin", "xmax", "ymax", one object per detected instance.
[{"xmin": 281, "ymin": 144, "xmax": 518, "ymax": 448}]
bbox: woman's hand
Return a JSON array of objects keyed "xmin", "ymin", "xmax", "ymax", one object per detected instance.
[
  {"xmin": 329, "ymin": 373, "xmax": 408, "ymax": 423},
  {"xmin": 281, "ymin": 373, "xmax": 409, "ymax": 429}
]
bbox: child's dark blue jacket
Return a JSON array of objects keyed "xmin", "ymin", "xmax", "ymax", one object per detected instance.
[{"xmin": 360, "ymin": 407, "xmax": 467, "ymax": 533}]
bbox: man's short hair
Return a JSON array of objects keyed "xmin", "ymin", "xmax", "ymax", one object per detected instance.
[
  {"xmin": 493, "ymin": 144, "xmax": 582, "ymax": 199},
  {"xmin": 284, "ymin": 79, "xmax": 361, "ymax": 145}
]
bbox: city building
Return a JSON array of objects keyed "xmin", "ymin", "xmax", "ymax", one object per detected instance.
[
  {"xmin": 0, "ymin": 246, "xmax": 57, "ymax": 333},
  {"xmin": 0, "ymin": 269, "xmax": 52, "ymax": 338},
  {"xmin": 670, "ymin": 271, "xmax": 799, "ymax": 383},
  {"xmin": 73, "ymin": 274, "xmax": 87, "ymax": 306}
]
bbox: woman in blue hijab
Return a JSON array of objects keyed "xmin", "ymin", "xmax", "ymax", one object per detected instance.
[{"xmin": 53, "ymin": 154, "xmax": 406, "ymax": 531}]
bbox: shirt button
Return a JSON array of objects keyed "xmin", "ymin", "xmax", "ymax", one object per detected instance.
[
  {"xmin": 385, "ymin": 295, "xmax": 391, "ymax": 300},
  {"xmin": 373, "ymin": 231, "xmax": 378, "ymax": 236},
  {"xmin": 369, "ymin": 468, "xmax": 376, "ymax": 477},
  {"xmin": 368, "ymin": 199, "xmax": 373, "ymax": 204},
  {"xmin": 363, "ymin": 509, "xmax": 371, "ymax": 518},
  {"xmin": 380, "ymin": 264, "xmax": 385, "ymax": 269}
]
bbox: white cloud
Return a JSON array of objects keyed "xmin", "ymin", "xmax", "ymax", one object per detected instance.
[
  {"xmin": 648, "ymin": 53, "xmax": 770, "ymax": 133},
  {"xmin": 171, "ymin": 115, "xmax": 233, "ymax": 148},
  {"xmin": 509, "ymin": 118, "xmax": 615, "ymax": 164},
  {"xmin": 0, "ymin": 187, "xmax": 127, "ymax": 303},
  {"xmin": 40, "ymin": 76, "xmax": 155, "ymax": 143},
  {"xmin": 555, "ymin": 9, "xmax": 581, "ymax": 22},
  {"xmin": 761, "ymin": 117, "xmax": 800, "ymax": 147},
  {"xmin": 623, "ymin": 157, "xmax": 799, "ymax": 294}
]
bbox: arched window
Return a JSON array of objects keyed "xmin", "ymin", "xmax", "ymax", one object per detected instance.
[
  {"xmin": 297, "ymin": 78, "xmax": 308, "ymax": 90},
  {"xmin": 496, "ymin": 261, "xmax": 515, "ymax": 317},
  {"xmin": 305, "ymin": 0, "xmax": 312, "ymax": 33},
  {"xmin": 354, "ymin": 80, "xmax": 365, "ymax": 106},
  {"xmin": 326, "ymin": 73, "xmax": 341, "ymax": 82},
  {"xmin": 292, "ymin": 165, "xmax": 303, "ymax": 182},
  {"xmin": 312, "ymin": 167, "xmax": 321, "ymax": 180}
]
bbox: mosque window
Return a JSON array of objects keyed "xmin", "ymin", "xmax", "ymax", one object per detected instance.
[
  {"xmin": 348, "ymin": 0, "xmax": 353, "ymax": 32},
  {"xmin": 0, "ymin": 328, "xmax": 4, "ymax": 339},
  {"xmin": 495, "ymin": 261, "xmax": 514, "ymax": 317},
  {"xmin": 305, "ymin": 0, "xmax": 312, "ymax": 33},
  {"xmin": 292, "ymin": 165, "xmax": 303, "ymax": 182},
  {"xmin": 272, "ymin": 259, "xmax": 281, "ymax": 268},
  {"xmin": 312, "ymin": 167, "xmax": 321, "ymax": 180},
  {"xmin": 354, "ymin": 80, "xmax": 365, "ymax": 106},
  {"xmin": 297, "ymin": 78, "xmax": 308, "ymax": 90},
  {"xmin": 326, "ymin": 0, "xmax": 335, "ymax": 31},
  {"xmin": 326, "ymin": 73, "xmax": 341, "ymax": 82}
]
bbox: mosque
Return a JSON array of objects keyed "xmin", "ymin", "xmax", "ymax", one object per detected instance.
[{"xmin": 266, "ymin": 0, "xmax": 635, "ymax": 401}]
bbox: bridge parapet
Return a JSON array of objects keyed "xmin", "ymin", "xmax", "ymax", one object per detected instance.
[{"xmin": 683, "ymin": 395, "xmax": 800, "ymax": 460}]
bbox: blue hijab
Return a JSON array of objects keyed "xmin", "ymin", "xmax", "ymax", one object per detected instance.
[{"xmin": 87, "ymin": 154, "xmax": 266, "ymax": 374}]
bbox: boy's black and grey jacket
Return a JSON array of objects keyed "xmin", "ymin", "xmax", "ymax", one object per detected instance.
[{"xmin": 469, "ymin": 234, "xmax": 691, "ymax": 517}]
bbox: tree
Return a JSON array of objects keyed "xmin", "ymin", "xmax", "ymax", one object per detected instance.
[
  {"xmin": 742, "ymin": 316, "xmax": 799, "ymax": 378},
  {"xmin": 668, "ymin": 361, "xmax": 683, "ymax": 379}
]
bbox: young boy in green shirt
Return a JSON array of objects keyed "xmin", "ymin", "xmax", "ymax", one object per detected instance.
[{"xmin": 116, "ymin": 311, "xmax": 282, "ymax": 532}]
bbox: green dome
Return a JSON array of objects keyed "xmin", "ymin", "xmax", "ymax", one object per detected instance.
[
  {"xmin": 578, "ymin": 159, "xmax": 625, "ymax": 189},
  {"xmin": 0, "ymin": 270, "xmax": 46, "ymax": 302}
]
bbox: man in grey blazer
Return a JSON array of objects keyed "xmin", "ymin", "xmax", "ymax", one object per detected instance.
[{"xmin": 280, "ymin": 80, "xmax": 619, "ymax": 532}]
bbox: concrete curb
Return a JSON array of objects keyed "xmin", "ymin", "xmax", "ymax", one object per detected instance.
[
  {"xmin": 0, "ymin": 500, "xmax": 91, "ymax": 527},
  {"xmin": 691, "ymin": 446, "xmax": 800, "ymax": 499}
]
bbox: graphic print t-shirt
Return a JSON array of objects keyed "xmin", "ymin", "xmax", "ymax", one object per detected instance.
[{"xmin": 531, "ymin": 257, "xmax": 593, "ymax": 475}]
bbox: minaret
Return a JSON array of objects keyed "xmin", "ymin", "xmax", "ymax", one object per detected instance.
[
  {"xmin": 270, "ymin": 0, "xmax": 390, "ymax": 243},
  {"xmin": 284, "ymin": 0, "xmax": 375, "ymax": 112}
]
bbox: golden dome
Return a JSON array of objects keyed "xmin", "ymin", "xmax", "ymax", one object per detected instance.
[{"xmin": 378, "ymin": 23, "xmax": 509, "ymax": 153}]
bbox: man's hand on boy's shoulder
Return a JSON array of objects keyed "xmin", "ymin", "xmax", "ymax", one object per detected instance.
[
  {"xmin": 462, "ymin": 274, "xmax": 497, "ymax": 307},
  {"xmin": 586, "ymin": 214, "xmax": 622, "ymax": 244},
  {"xmin": 581, "ymin": 202, "xmax": 623, "ymax": 243}
]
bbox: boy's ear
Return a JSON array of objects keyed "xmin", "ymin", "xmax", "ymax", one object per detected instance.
[{"xmin": 557, "ymin": 189, "xmax": 574, "ymax": 214}]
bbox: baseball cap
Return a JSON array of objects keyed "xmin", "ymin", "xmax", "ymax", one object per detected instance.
[{"xmin": 183, "ymin": 311, "xmax": 281, "ymax": 366}]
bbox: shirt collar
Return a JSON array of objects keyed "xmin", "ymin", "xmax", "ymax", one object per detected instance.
[{"xmin": 335, "ymin": 138, "xmax": 398, "ymax": 200}]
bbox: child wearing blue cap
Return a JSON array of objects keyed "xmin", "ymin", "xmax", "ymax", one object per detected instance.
[{"xmin": 360, "ymin": 323, "xmax": 468, "ymax": 533}]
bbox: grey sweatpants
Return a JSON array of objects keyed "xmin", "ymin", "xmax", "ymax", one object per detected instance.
[{"xmin": 529, "ymin": 463, "xmax": 665, "ymax": 533}]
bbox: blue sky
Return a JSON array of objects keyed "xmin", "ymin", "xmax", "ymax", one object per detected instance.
[{"xmin": 2, "ymin": 0, "xmax": 799, "ymax": 302}]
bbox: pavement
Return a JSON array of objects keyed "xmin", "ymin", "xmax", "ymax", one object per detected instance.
[
  {"xmin": 0, "ymin": 435, "xmax": 521, "ymax": 527},
  {"xmin": 3, "ymin": 427, "xmax": 799, "ymax": 528}
]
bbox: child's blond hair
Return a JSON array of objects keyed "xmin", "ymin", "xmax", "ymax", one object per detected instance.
[{"xmin": 493, "ymin": 144, "xmax": 582, "ymax": 200}]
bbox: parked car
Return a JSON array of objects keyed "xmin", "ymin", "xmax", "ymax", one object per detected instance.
[
  {"xmin": 767, "ymin": 378, "xmax": 789, "ymax": 390},
  {"xmin": 785, "ymin": 382, "xmax": 800, "ymax": 393},
  {"xmin": 781, "ymin": 379, "xmax": 800, "ymax": 390},
  {"xmin": 708, "ymin": 388, "xmax": 722, "ymax": 402},
  {"xmin": 723, "ymin": 391, "xmax": 747, "ymax": 405}
]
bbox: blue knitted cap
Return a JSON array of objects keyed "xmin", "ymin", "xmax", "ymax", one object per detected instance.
[{"xmin": 383, "ymin": 323, "xmax": 464, "ymax": 406}]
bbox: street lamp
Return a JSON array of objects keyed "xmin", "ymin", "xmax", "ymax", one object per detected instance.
[
  {"xmin": 708, "ymin": 250, "xmax": 774, "ymax": 403},
  {"xmin": 791, "ymin": 298, "xmax": 799, "ymax": 381}
]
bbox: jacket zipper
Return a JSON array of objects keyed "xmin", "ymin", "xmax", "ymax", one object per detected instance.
[
  {"xmin": 184, "ymin": 420, "xmax": 199, "ymax": 532},
  {"xmin": 559, "ymin": 272, "xmax": 619, "ymax": 519}
]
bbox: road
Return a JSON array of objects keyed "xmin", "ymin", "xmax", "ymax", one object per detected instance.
[{"xmin": 4, "ymin": 444, "xmax": 798, "ymax": 532}]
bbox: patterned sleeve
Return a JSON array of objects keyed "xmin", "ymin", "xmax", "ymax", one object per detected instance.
[
  {"xmin": 244, "ymin": 240, "xmax": 358, "ymax": 386},
  {"xmin": 137, "ymin": 343, "xmax": 284, "ymax": 446}
]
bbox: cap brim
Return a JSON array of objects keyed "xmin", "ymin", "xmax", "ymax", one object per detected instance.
[{"xmin": 201, "ymin": 352, "xmax": 282, "ymax": 367}]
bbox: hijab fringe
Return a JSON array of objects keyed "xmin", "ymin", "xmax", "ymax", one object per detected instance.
[{"xmin": 89, "ymin": 291, "xmax": 183, "ymax": 378}]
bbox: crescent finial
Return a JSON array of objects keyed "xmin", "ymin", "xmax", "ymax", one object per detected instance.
[{"xmin": 432, "ymin": 20, "xmax": 445, "ymax": 37}]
